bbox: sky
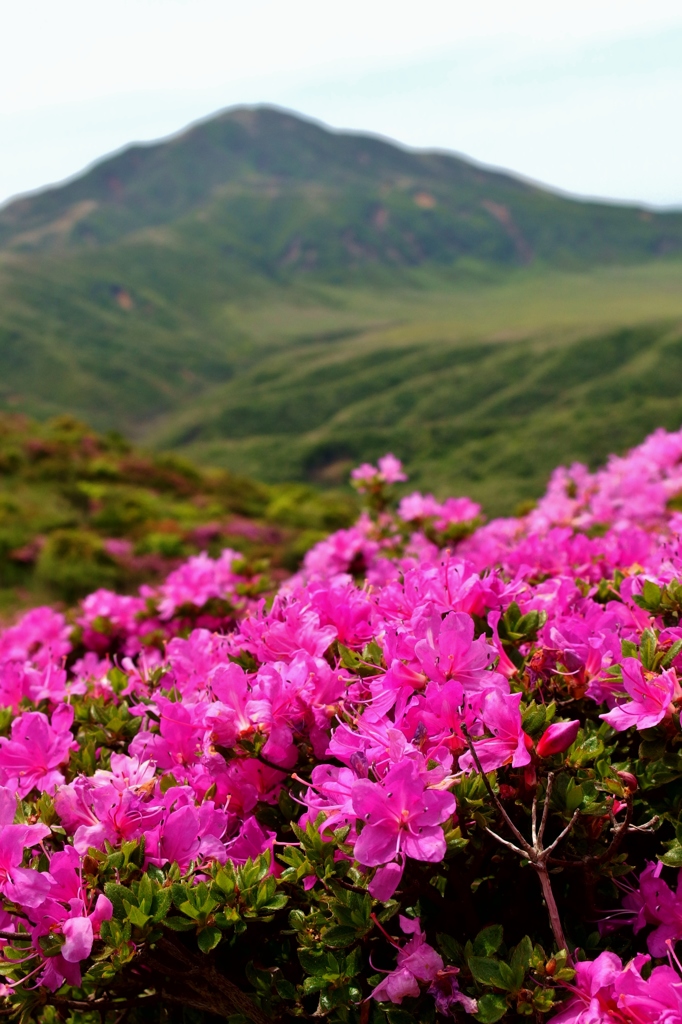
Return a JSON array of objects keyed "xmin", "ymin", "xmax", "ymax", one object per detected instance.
[{"xmin": 2, "ymin": 0, "xmax": 682, "ymax": 209}]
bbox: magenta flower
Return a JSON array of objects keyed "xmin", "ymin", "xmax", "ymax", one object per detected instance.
[
  {"xmin": 600, "ymin": 659, "xmax": 680, "ymax": 732},
  {"xmin": 0, "ymin": 705, "xmax": 76, "ymax": 797},
  {"xmin": 350, "ymin": 462, "xmax": 378, "ymax": 483},
  {"xmin": 368, "ymin": 860, "xmax": 405, "ymax": 901},
  {"xmin": 371, "ymin": 916, "xmax": 444, "ymax": 1004},
  {"xmin": 351, "ymin": 759, "xmax": 455, "ymax": 867},
  {"xmin": 615, "ymin": 860, "xmax": 682, "ymax": 957},
  {"xmin": 413, "ymin": 611, "xmax": 498, "ymax": 690},
  {"xmin": 548, "ymin": 950, "xmax": 623, "ymax": 1023},
  {"xmin": 55, "ymin": 775, "xmax": 164, "ymax": 854},
  {"xmin": 148, "ymin": 796, "xmax": 228, "ymax": 872},
  {"xmin": 377, "ymin": 454, "xmax": 407, "ymax": 484},
  {"xmin": 225, "ymin": 816, "xmax": 277, "ymax": 867},
  {"xmin": 459, "ymin": 691, "xmax": 531, "ymax": 773},
  {"xmin": 614, "ymin": 956, "xmax": 682, "ymax": 1023},
  {"xmin": 62, "ymin": 895, "xmax": 112, "ymax": 962},
  {"xmin": 0, "ymin": 824, "xmax": 52, "ymax": 908},
  {"xmin": 536, "ymin": 719, "xmax": 580, "ymax": 757},
  {"xmin": 428, "ymin": 966, "xmax": 478, "ymax": 1017}
]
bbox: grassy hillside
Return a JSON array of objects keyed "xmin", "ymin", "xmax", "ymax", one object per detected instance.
[
  {"xmin": 0, "ymin": 414, "xmax": 355, "ymax": 614},
  {"xmin": 2, "ymin": 106, "xmax": 682, "ymax": 515},
  {"xmin": 150, "ymin": 265, "xmax": 682, "ymax": 513}
]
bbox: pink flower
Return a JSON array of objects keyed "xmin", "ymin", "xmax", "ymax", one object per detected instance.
[
  {"xmin": 413, "ymin": 611, "xmax": 498, "ymax": 691},
  {"xmin": 225, "ymin": 816, "xmax": 277, "ymax": 867},
  {"xmin": 0, "ymin": 705, "xmax": 76, "ymax": 797},
  {"xmin": 616, "ymin": 861, "xmax": 682, "ymax": 957},
  {"xmin": 428, "ymin": 966, "xmax": 478, "ymax": 1016},
  {"xmin": 600, "ymin": 659, "xmax": 680, "ymax": 732},
  {"xmin": 549, "ymin": 950, "xmax": 623, "ymax": 1023},
  {"xmin": 459, "ymin": 691, "xmax": 532, "ymax": 773},
  {"xmin": 147, "ymin": 794, "xmax": 228, "ymax": 872},
  {"xmin": 0, "ymin": 786, "xmax": 51, "ymax": 907},
  {"xmin": 377, "ymin": 455, "xmax": 407, "ymax": 484},
  {"xmin": 536, "ymin": 720, "xmax": 580, "ymax": 758},
  {"xmin": 351, "ymin": 759, "xmax": 455, "ymax": 867},
  {"xmin": 369, "ymin": 860, "xmax": 405, "ymax": 901},
  {"xmin": 350, "ymin": 462, "xmax": 378, "ymax": 483},
  {"xmin": 371, "ymin": 916, "xmax": 443, "ymax": 1004},
  {"xmin": 614, "ymin": 956, "xmax": 682, "ymax": 1022}
]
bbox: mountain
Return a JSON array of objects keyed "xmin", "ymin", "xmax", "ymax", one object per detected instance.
[
  {"xmin": 2, "ymin": 105, "xmax": 682, "ymax": 514},
  {"xmin": 3, "ymin": 105, "xmax": 682, "ymax": 267}
]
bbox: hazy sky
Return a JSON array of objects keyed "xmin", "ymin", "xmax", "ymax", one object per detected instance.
[{"xmin": 3, "ymin": 0, "xmax": 682, "ymax": 208}]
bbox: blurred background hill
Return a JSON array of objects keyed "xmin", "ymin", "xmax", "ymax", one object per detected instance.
[
  {"xmin": 2, "ymin": 105, "xmax": 682, "ymax": 515},
  {"xmin": 0, "ymin": 413, "xmax": 356, "ymax": 613}
]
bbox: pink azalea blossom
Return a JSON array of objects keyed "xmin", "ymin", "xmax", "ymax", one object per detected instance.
[
  {"xmin": 351, "ymin": 759, "xmax": 455, "ymax": 867},
  {"xmin": 371, "ymin": 916, "xmax": 444, "ymax": 1004},
  {"xmin": 0, "ymin": 705, "xmax": 76, "ymax": 796},
  {"xmin": 600, "ymin": 659, "xmax": 681, "ymax": 732},
  {"xmin": 459, "ymin": 691, "xmax": 532, "ymax": 773}
]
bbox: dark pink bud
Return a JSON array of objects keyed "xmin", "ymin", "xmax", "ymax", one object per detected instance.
[
  {"xmin": 616, "ymin": 771, "xmax": 638, "ymax": 794},
  {"xmin": 536, "ymin": 720, "xmax": 580, "ymax": 758}
]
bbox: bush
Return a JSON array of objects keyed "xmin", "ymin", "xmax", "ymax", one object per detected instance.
[
  {"xmin": 35, "ymin": 528, "xmax": 122, "ymax": 601},
  {"xmin": 3, "ymin": 432, "xmax": 682, "ymax": 1022}
]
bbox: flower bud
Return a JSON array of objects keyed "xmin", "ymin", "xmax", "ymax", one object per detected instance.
[
  {"xmin": 536, "ymin": 719, "xmax": 580, "ymax": 758},
  {"xmin": 616, "ymin": 770, "xmax": 638, "ymax": 794}
]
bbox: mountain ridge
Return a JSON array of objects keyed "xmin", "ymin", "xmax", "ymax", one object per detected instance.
[
  {"xmin": 3, "ymin": 105, "xmax": 682, "ymax": 271},
  {"xmin": 3, "ymin": 105, "xmax": 682, "ymax": 514}
]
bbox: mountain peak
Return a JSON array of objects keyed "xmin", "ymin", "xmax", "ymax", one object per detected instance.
[{"xmin": 1, "ymin": 103, "xmax": 681, "ymax": 271}]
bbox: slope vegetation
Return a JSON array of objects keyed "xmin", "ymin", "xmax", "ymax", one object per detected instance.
[{"xmin": 2, "ymin": 106, "xmax": 682, "ymax": 513}]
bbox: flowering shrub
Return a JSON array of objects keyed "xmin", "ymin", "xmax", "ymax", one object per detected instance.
[{"xmin": 5, "ymin": 430, "xmax": 682, "ymax": 1021}]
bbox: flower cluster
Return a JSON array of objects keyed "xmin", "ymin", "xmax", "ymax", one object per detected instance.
[{"xmin": 4, "ymin": 429, "xmax": 682, "ymax": 1021}]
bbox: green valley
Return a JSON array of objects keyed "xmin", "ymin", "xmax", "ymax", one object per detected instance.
[{"xmin": 2, "ymin": 105, "xmax": 682, "ymax": 515}]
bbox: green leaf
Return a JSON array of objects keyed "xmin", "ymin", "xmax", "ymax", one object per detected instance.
[
  {"xmin": 643, "ymin": 580, "xmax": 663, "ymax": 608},
  {"xmin": 621, "ymin": 639, "xmax": 638, "ymax": 659},
  {"xmin": 163, "ymin": 916, "xmax": 197, "ymax": 932},
  {"xmin": 197, "ymin": 926, "xmax": 222, "ymax": 953},
  {"xmin": 475, "ymin": 993, "xmax": 508, "ymax": 1023},
  {"xmin": 178, "ymin": 900, "xmax": 202, "ymax": 921},
  {"xmin": 104, "ymin": 882, "xmax": 133, "ymax": 920},
  {"xmin": 298, "ymin": 948, "xmax": 328, "ymax": 975},
  {"xmin": 275, "ymin": 978, "xmax": 298, "ymax": 1000},
  {"xmin": 385, "ymin": 1009, "xmax": 414, "ymax": 1024},
  {"xmin": 438, "ymin": 933, "xmax": 464, "ymax": 964},
  {"xmin": 323, "ymin": 925, "xmax": 358, "ymax": 948},
  {"xmin": 663, "ymin": 640, "xmax": 682, "ymax": 667},
  {"xmin": 639, "ymin": 734, "xmax": 667, "ymax": 760},
  {"xmin": 660, "ymin": 841, "xmax": 682, "ymax": 867},
  {"xmin": 640, "ymin": 628, "xmax": 658, "ymax": 670},
  {"xmin": 510, "ymin": 936, "xmax": 533, "ymax": 975},
  {"xmin": 497, "ymin": 962, "xmax": 517, "ymax": 991},
  {"xmin": 125, "ymin": 903, "xmax": 150, "ymax": 928},
  {"xmin": 469, "ymin": 957, "xmax": 511, "ymax": 990},
  {"xmin": 522, "ymin": 703, "xmax": 546, "ymax": 739},
  {"xmin": 565, "ymin": 782, "xmax": 584, "ymax": 813},
  {"xmin": 150, "ymin": 888, "xmax": 172, "ymax": 923},
  {"xmin": 260, "ymin": 893, "xmax": 288, "ymax": 912},
  {"xmin": 473, "ymin": 925, "xmax": 503, "ymax": 957}
]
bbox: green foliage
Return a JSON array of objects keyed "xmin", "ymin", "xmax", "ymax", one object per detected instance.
[
  {"xmin": 0, "ymin": 414, "xmax": 356, "ymax": 609},
  {"xmin": 2, "ymin": 110, "xmax": 682, "ymax": 520}
]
